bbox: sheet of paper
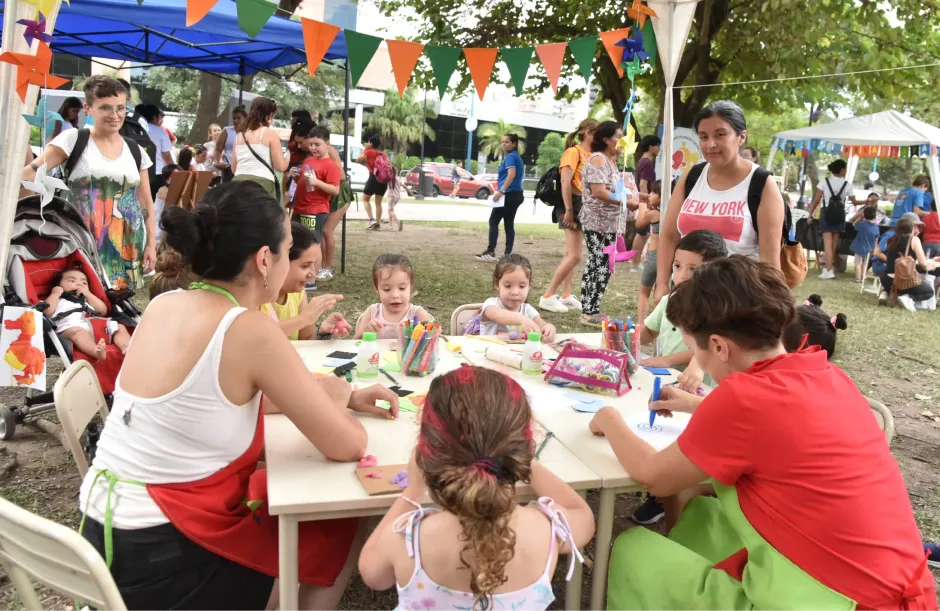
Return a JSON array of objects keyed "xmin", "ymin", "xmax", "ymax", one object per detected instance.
[
  {"xmin": 643, "ymin": 366, "xmax": 672, "ymax": 376},
  {"xmin": 565, "ymin": 392, "xmax": 607, "ymax": 413},
  {"xmin": 378, "ymin": 398, "xmax": 419, "ymax": 413},
  {"xmin": 517, "ymin": 379, "xmax": 576, "ymax": 414},
  {"xmin": 487, "ymin": 194, "xmax": 505, "ymax": 208},
  {"xmin": 624, "ymin": 410, "xmax": 691, "ymax": 450},
  {"xmin": 324, "ymin": 357, "xmax": 356, "ymax": 368}
]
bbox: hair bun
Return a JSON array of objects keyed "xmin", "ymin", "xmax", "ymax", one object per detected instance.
[
  {"xmin": 834, "ymin": 313, "xmax": 848, "ymax": 331},
  {"xmin": 807, "ymin": 294, "xmax": 823, "ymax": 307},
  {"xmin": 194, "ymin": 205, "xmax": 220, "ymax": 244}
]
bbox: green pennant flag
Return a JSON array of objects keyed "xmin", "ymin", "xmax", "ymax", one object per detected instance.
[
  {"xmin": 642, "ymin": 19, "xmax": 657, "ymax": 69},
  {"xmin": 568, "ymin": 36, "xmax": 597, "ymax": 84},
  {"xmin": 344, "ymin": 30, "xmax": 384, "ymax": 88},
  {"xmin": 236, "ymin": 0, "xmax": 277, "ymax": 38},
  {"xmin": 500, "ymin": 47, "xmax": 533, "ymax": 96},
  {"xmin": 425, "ymin": 46, "xmax": 462, "ymax": 98}
]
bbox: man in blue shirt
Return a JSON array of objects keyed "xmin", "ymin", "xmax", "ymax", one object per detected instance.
[{"xmin": 890, "ymin": 175, "xmax": 930, "ymax": 225}]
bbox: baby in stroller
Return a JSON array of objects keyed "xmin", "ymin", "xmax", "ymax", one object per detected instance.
[{"xmin": 43, "ymin": 266, "xmax": 131, "ymax": 361}]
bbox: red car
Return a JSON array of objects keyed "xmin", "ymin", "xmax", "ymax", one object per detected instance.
[{"xmin": 405, "ymin": 163, "xmax": 497, "ymax": 199}]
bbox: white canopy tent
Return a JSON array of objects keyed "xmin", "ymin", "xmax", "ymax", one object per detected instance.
[{"xmin": 767, "ymin": 110, "xmax": 940, "ymax": 206}]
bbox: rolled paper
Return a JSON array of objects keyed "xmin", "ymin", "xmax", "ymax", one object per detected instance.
[{"xmin": 485, "ymin": 346, "xmax": 524, "ymax": 369}]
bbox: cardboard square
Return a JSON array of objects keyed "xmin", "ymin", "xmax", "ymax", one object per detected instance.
[
  {"xmin": 356, "ymin": 464, "xmax": 409, "ymax": 495},
  {"xmin": 327, "ymin": 351, "xmax": 356, "ymax": 359}
]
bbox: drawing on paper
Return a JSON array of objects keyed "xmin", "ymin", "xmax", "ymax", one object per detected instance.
[
  {"xmin": 636, "ymin": 423, "xmax": 663, "ymax": 433},
  {"xmin": 0, "ymin": 307, "xmax": 46, "ymax": 390}
]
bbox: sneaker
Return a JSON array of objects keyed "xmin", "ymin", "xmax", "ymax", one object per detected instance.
[
  {"xmin": 926, "ymin": 542, "xmax": 940, "ymax": 568},
  {"xmin": 854, "ymin": 279, "xmax": 863, "ymax": 284},
  {"xmin": 475, "ymin": 251, "xmax": 497, "ymax": 262},
  {"xmin": 878, "ymin": 289, "xmax": 888, "ymax": 304},
  {"xmin": 818, "ymin": 268, "xmax": 835, "ymax": 279},
  {"xmin": 580, "ymin": 312, "xmax": 606, "ymax": 328},
  {"xmin": 898, "ymin": 294, "xmax": 916, "ymax": 312},
  {"xmin": 304, "ymin": 281, "xmax": 318, "ymax": 292},
  {"xmin": 365, "ymin": 220, "xmax": 378, "ymax": 230},
  {"xmin": 317, "ymin": 268, "xmax": 333, "ymax": 281},
  {"xmin": 632, "ymin": 495, "xmax": 665, "ymax": 525},
  {"xmin": 539, "ymin": 295, "xmax": 569, "ymax": 313},
  {"xmin": 561, "ymin": 295, "xmax": 583, "ymax": 311}
]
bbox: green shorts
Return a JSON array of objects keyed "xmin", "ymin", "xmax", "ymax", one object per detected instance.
[{"xmin": 331, "ymin": 180, "xmax": 353, "ymax": 213}]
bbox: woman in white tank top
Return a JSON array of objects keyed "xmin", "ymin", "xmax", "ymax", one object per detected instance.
[
  {"xmin": 656, "ymin": 101, "xmax": 785, "ymax": 303},
  {"xmin": 232, "ymin": 96, "xmax": 289, "ymax": 201},
  {"xmin": 78, "ymin": 181, "xmax": 400, "ymax": 610}
]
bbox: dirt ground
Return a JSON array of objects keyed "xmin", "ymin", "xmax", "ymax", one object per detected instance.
[{"xmin": 0, "ymin": 222, "xmax": 937, "ymax": 609}]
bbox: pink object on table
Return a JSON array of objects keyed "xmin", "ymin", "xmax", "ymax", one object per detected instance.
[
  {"xmin": 365, "ymin": 472, "xmax": 382, "ymax": 479},
  {"xmin": 336, "ymin": 320, "xmax": 350, "ymax": 330},
  {"xmin": 602, "ymin": 236, "xmax": 638, "ymax": 273},
  {"xmin": 357, "ymin": 455, "xmax": 378, "ymax": 468}
]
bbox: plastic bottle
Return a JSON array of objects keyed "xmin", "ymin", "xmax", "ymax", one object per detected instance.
[
  {"xmin": 358, "ymin": 332, "xmax": 380, "ymax": 379},
  {"xmin": 522, "ymin": 332, "xmax": 543, "ymax": 375}
]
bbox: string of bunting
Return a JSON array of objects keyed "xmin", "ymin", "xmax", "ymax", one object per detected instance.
[
  {"xmin": 771, "ymin": 136, "xmax": 937, "ymax": 159},
  {"xmin": 182, "ymin": 0, "xmax": 659, "ymax": 98}
]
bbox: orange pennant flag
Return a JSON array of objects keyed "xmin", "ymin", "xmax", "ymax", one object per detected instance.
[
  {"xmin": 0, "ymin": 42, "xmax": 68, "ymax": 102},
  {"xmin": 387, "ymin": 39, "xmax": 424, "ymax": 97},
  {"xmin": 463, "ymin": 48, "xmax": 498, "ymax": 100},
  {"xmin": 301, "ymin": 18, "xmax": 341, "ymax": 77},
  {"xmin": 535, "ymin": 42, "xmax": 566, "ymax": 93},
  {"xmin": 599, "ymin": 28, "xmax": 632, "ymax": 78},
  {"xmin": 187, "ymin": 0, "xmax": 218, "ymax": 27}
]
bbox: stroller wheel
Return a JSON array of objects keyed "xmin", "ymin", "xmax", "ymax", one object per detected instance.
[{"xmin": 0, "ymin": 405, "xmax": 16, "ymax": 440}]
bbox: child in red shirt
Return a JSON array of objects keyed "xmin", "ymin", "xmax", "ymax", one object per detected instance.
[
  {"xmin": 292, "ymin": 125, "xmax": 340, "ymax": 244},
  {"xmin": 593, "ymin": 256, "xmax": 935, "ymax": 610}
]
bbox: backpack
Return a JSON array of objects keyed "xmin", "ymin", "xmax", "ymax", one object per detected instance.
[
  {"xmin": 535, "ymin": 166, "xmax": 563, "ymax": 207},
  {"xmin": 823, "ymin": 178, "xmax": 848, "ymax": 226},
  {"xmin": 119, "ymin": 110, "xmax": 157, "ymax": 185},
  {"xmin": 685, "ymin": 162, "xmax": 807, "ymax": 288},
  {"xmin": 373, "ymin": 152, "xmax": 395, "ymax": 184},
  {"xmin": 64, "ymin": 128, "xmax": 142, "ymax": 182},
  {"xmin": 893, "ymin": 235, "xmax": 921, "ymax": 292}
]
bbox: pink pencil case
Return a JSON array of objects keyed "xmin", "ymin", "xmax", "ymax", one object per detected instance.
[{"xmin": 543, "ymin": 342, "xmax": 632, "ymax": 396}]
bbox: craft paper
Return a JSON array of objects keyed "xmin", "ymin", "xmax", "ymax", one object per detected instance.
[
  {"xmin": 236, "ymin": 0, "xmax": 278, "ymax": 38},
  {"xmin": 21, "ymin": 163, "xmax": 67, "ymax": 209},
  {"xmin": 378, "ymin": 398, "xmax": 419, "ymax": 413},
  {"xmin": 187, "ymin": 0, "xmax": 218, "ymax": 26},
  {"xmin": 641, "ymin": 18, "xmax": 657, "ymax": 67},
  {"xmin": 535, "ymin": 42, "xmax": 566, "ymax": 93},
  {"xmin": 326, "ymin": 350, "xmax": 356, "ymax": 359},
  {"xmin": 21, "ymin": 0, "xmax": 57, "ymax": 19},
  {"xmin": 301, "ymin": 19, "xmax": 340, "ymax": 76},
  {"xmin": 0, "ymin": 307, "xmax": 46, "ymax": 391},
  {"xmin": 599, "ymin": 28, "xmax": 632, "ymax": 78},
  {"xmin": 565, "ymin": 392, "xmax": 606, "ymax": 413},
  {"xmin": 500, "ymin": 46, "xmax": 533, "ymax": 96},
  {"xmin": 17, "ymin": 15, "xmax": 53, "ymax": 46},
  {"xmin": 568, "ymin": 36, "xmax": 598, "ymax": 84},
  {"xmin": 625, "ymin": 410, "xmax": 690, "ymax": 450},
  {"xmin": 0, "ymin": 42, "xmax": 69, "ymax": 102},
  {"xmin": 517, "ymin": 379, "xmax": 576, "ymax": 414},
  {"xmin": 387, "ymin": 39, "xmax": 424, "ymax": 96},
  {"xmin": 463, "ymin": 47, "xmax": 498, "ymax": 101},
  {"xmin": 323, "ymin": 357, "xmax": 355, "ymax": 368},
  {"xmin": 643, "ymin": 366, "xmax": 671, "ymax": 375},
  {"xmin": 425, "ymin": 46, "xmax": 462, "ymax": 98},
  {"xmin": 344, "ymin": 30, "xmax": 383, "ymax": 88},
  {"xmin": 627, "ymin": 0, "xmax": 658, "ymax": 27}
]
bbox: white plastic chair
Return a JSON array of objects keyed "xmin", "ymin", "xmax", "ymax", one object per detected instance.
[
  {"xmin": 0, "ymin": 496, "xmax": 126, "ymax": 610},
  {"xmin": 54, "ymin": 361, "xmax": 110, "ymax": 477},
  {"xmin": 450, "ymin": 303, "xmax": 484, "ymax": 336},
  {"xmin": 859, "ymin": 253, "xmax": 880, "ymax": 295},
  {"xmin": 866, "ymin": 396, "xmax": 895, "ymax": 444}
]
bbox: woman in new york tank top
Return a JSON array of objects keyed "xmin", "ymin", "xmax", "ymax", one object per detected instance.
[{"xmin": 657, "ymin": 101, "xmax": 784, "ymax": 302}]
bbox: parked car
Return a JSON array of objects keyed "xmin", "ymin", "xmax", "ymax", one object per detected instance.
[
  {"xmin": 405, "ymin": 163, "xmax": 497, "ymax": 199},
  {"xmin": 346, "ymin": 162, "xmax": 369, "ymax": 191}
]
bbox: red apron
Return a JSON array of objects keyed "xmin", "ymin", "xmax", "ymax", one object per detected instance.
[{"xmin": 147, "ymin": 406, "xmax": 358, "ymax": 586}]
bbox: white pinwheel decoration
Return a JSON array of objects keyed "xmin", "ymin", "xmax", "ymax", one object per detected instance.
[{"xmin": 21, "ymin": 162, "xmax": 66, "ymax": 208}]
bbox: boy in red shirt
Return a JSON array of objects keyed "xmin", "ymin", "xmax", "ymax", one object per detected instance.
[
  {"xmin": 292, "ymin": 125, "xmax": 340, "ymax": 245},
  {"xmin": 592, "ymin": 256, "xmax": 935, "ymax": 610}
]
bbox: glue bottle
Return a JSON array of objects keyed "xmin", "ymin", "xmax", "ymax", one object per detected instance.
[
  {"xmin": 522, "ymin": 332, "xmax": 543, "ymax": 375},
  {"xmin": 358, "ymin": 332, "xmax": 380, "ymax": 379}
]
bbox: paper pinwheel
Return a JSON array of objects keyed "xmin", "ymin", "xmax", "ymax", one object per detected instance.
[
  {"xmin": 21, "ymin": 163, "xmax": 67, "ymax": 209},
  {"xmin": 22, "ymin": 97, "xmax": 64, "ymax": 136},
  {"xmin": 615, "ymin": 30, "xmax": 649, "ymax": 66},
  {"xmin": 16, "ymin": 14, "xmax": 53, "ymax": 46},
  {"xmin": 0, "ymin": 42, "xmax": 69, "ymax": 102},
  {"xmin": 603, "ymin": 236, "xmax": 638, "ymax": 273},
  {"xmin": 627, "ymin": 0, "xmax": 658, "ymax": 27},
  {"xmin": 618, "ymin": 124, "xmax": 638, "ymax": 157},
  {"xmin": 21, "ymin": 0, "xmax": 59, "ymax": 19}
]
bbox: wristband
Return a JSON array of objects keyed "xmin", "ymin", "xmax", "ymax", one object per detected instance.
[{"xmin": 29, "ymin": 162, "xmax": 39, "ymax": 171}]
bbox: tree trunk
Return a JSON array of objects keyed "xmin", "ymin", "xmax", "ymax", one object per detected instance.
[{"xmin": 188, "ymin": 72, "xmax": 223, "ymax": 145}]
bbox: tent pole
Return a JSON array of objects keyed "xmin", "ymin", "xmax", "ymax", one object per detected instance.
[
  {"xmin": 341, "ymin": 59, "xmax": 350, "ymax": 275},
  {"xmin": 238, "ymin": 58, "xmax": 245, "ymax": 107}
]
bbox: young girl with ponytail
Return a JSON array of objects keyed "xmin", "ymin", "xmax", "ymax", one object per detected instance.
[{"xmin": 359, "ymin": 366, "xmax": 594, "ymax": 610}]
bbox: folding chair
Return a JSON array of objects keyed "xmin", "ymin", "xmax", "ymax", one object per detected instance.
[
  {"xmin": 0, "ymin": 496, "xmax": 126, "ymax": 610},
  {"xmin": 860, "ymin": 253, "xmax": 880, "ymax": 295},
  {"xmin": 54, "ymin": 361, "xmax": 110, "ymax": 477},
  {"xmin": 866, "ymin": 396, "xmax": 895, "ymax": 444},
  {"xmin": 450, "ymin": 303, "xmax": 484, "ymax": 336}
]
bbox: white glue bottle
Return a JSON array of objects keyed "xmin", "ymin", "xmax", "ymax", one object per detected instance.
[
  {"xmin": 358, "ymin": 332, "xmax": 380, "ymax": 379},
  {"xmin": 522, "ymin": 332, "xmax": 543, "ymax": 375}
]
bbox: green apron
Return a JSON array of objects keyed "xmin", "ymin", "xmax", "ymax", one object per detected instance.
[{"xmin": 607, "ymin": 481, "xmax": 857, "ymax": 610}]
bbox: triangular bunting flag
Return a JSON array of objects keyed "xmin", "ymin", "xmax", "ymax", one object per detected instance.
[
  {"xmin": 568, "ymin": 35, "xmax": 597, "ymax": 84},
  {"xmin": 425, "ymin": 46, "xmax": 462, "ymax": 98},
  {"xmin": 22, "ymin": 0, "xmax": 57, "ymax": 18},
  {"xmin": 236, "ymin": 0, "xmax": 277, "ymax": 38},
  {"xmin": 599, "ymin": 28, "xmax": 632, "ymax": 77},
  {"xmin": 301, "ymin": 19, "xmax": 340, "ymax": 77},
  {"xmin": 463, "ymin": 48, "xmax": 498, "ymax": 100},
  {"xmin": 535, "ymin": 42, "xmax": 567, "ymax": 93},
  {"xmin": 344, "ymin": 30, "xmax": 383, "ymax": 88},
  {"xmin": 187, "ymin": 0, "xmax": 218, "ymax": 27},
  {"xmin": 500, "ymin": 47, "xmax": 533, "ymax": 96},
  {"xmin": 387, "ymin": 39, "xmax": 424, "ymax": 96},
  {"xmin": 641, "ymin": 19, "xmax": 657, "ymax": 68}
]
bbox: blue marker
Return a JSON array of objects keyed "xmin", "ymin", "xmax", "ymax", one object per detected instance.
[
  {"xmin": 626, "ymin": 316, "xmax": 633, "ymax": 331},
  {"xmin": 650, "ymin": 377, "xmax": 662, "ymax": 426}
]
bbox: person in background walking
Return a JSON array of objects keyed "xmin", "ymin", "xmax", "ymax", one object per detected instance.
[
  {"xmin": 232, "ymin": 97, "xmax": 288, "ymax": 201},
  {"xmin": 807, "ymin": 159, "xmax": 858, "ymax": 279},
  {"xmin": 212, "ymin": 106, "xmax": 248, "ymax": 182},
  {"xmin": 539, "ymin": 118, "xmax": 597, "ymax": 313},
  {"xmin": 740, "ymin": 146, "xmax": 760, "ymax": 163},
  {"xmin": 631, "ymin": 135, "xmax": 661, "ymax": 271},
  {"xmin": 450, "ymin": 160, "xmax": 464, "ymax": 198},
  {"xmin": 358, "ymin": 135, "xmax": 388, "ymax": 230},
  {"xmin": 476, "ymin": 134, "xmax": 525, "ymax": 262}
]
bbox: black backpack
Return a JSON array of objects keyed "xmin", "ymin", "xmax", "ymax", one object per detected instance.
[
  {"xmin": 120, "ymin": 110, "xmax": 157, "ymax": 184},
  {"xmin": 823, "ymin": 178, "xmax": 847, "ymax": 226},
  {"xmin": 64, "ymin": 129, "xmax": 143, "ymax": 181},
  {"xmin": 684, "ymin": 162, "xmax": 794, "ymax": 244},
  {"xmin": 535, "ymin": 166, "xmax": 563, "ymax": 207}
]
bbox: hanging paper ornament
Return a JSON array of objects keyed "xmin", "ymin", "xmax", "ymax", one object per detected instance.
[
  {"xmin": 535, "ymin": 43, "xmax": 566, "ymax": 94},
  {"xmin": 0, "ymin": 42, "xmax": 69, "ymax": 103},
  {"xmin": 568, "ymin": 36, "xmax": 598, "ymax": 84},
  {"xmin": 344, "ymin": 30, "xmax": 383, "ymax": 88},
  {"xmin": 21, "ymin": 0, "xmax": 57, "ymax": 19},
  {"xmin": 615, "ymin": 30, "xmax": 648, "ymax": 65},
  {"xmin": 236, "ymin": 0, "xmax": 277, "ymax": 38},
  {"xmin": 640, "ymin": 17, "xmax": 657, "ymax": 68},
  {"xmin": 463, "ymin": 48, "xmax": 498, "ymax": 101},
  {"xmin": 17, "ymin": 14, "xmax": 53, "ymax": 46},
  {"xmin": 21, "ymin": 163, "xmax": 66, "ymax": 209},
  {"xmin": 501, "ymin": 47, "xmax": 534, "ymax": 96},
  {"xmin": 187, "ymin": 0, "xmax": 219, "ymax": 27},
  {"xmin": 425, "ymin": 46, "xmax": 462, "ymax": 98},
  {"xmin": 599, "ymin": 28, "xmax": 632, "ymax": 78},
  {"xmin": 627, "ymin": 0, "xmax": 658, "ymax": 27},
  {"xmin": 301, "ymin": 19, "xmax": 340, "ymax": 77},
  {"xmin": 22, "ymin": 97, "xmax": 63, "ymax": 141},
  {"xmin": 623, "ymin": 56, "xmax": 646, "ymax": 81},
  {"xmin": 386, "ymin": 40, "xmax": 424, "ymax": 97}
]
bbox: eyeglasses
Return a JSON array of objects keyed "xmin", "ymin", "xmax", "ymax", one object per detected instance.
[{"xmin": 95, "ymin": 105, "xmax": 127, "ymax": 117}]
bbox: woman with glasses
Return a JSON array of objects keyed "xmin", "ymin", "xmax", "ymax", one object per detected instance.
[{"xmin": 23, "ymin": 75, "xmax": 157, "ymax": 290}]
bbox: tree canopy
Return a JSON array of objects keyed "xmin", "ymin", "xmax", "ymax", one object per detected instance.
[
  {"xmin": 365, "ymin": 89, "xmax": 438, "ymax": 155},
  {"xmin": 478, "ymin": 119, "xmax": 527, "ymax": 159}
]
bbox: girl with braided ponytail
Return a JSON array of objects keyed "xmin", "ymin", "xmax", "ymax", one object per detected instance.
[{"xmin": 360, "ymin": 366, "xmax": 594, "ymax": 610}]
